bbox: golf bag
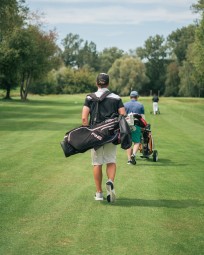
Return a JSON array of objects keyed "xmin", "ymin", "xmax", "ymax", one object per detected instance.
[
  {"xmin": 60, "ymin": 91, "xmax": 132, "ymax": 157},
  {"xmin": 60, "ymin": 115, "xmax": 132, "ymax": 157},
  {"xmin": 125, "ymin": 113, "xmax": 147, "ymax": 129},
  {"xmin": 139, "ymin": 124, "xmax": 159, "ymax": 162}
]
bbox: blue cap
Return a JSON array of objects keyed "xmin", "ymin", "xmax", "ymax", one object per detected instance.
[{"xmin": 130, "ymin": 91, "xmax": 138, "ymax": 97}]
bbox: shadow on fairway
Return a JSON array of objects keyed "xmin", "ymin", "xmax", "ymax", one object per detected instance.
[
  {"xmin": 138, "ymin": 158, "xmax": 188, "ymax": 167},
  {"xmin": 0, "ymin": 98, "xmax": 83, "ymax": 107},
  {"xmin": 111, "ymin": 198, "xmax": 203, "ymax": 208}
]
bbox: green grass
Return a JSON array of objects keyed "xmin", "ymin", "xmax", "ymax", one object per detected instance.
[{"xmin": 0, "ymin": 94, "xmax": 204, "ymax": 255}]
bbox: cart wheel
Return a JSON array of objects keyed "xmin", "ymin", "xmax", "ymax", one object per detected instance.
[{"xmin": 153, "ymin": 150, "xmax": 158, "ymax": 162}]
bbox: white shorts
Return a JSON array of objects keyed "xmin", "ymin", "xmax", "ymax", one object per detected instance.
[
  {"xmin": 91, "ymin": 143, "xmax": 117, "ymax": 165},
  {"xmin": 153, "ymin": 102, "xmax": 158, "ymax": 112}
]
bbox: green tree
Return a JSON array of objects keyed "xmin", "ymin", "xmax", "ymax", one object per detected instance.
[
  {"xmin": 78, "ymin": 41, "xmax": 99, "ymax": 71},
  {"xmin": 98, "ymin": 47, "xmax": 124, "ymax": 73},
  {"xmin": 108, "ymin": 56, "xmax": 149, "ymax": 96},
  {"xmin": 191, "ymin": 0, "xmax": 204, "ymax": 13},
  {"xmin": 178, "ymin": 58, "xmax": 196, "ymax": 96},
  {"xmin": 178, "ymin": 0, "xmax": 204, "ymax": 97},
  {"xmin": 0, "ymin": 0, "xmax": 28, "ymax": 99},
  {"xmin": 136, "ymin": 35, "xmax": 168, "ymax": 95},
  {"xmin": 61, "ymin": 33, "xmax": 83, "ymax": 67},
  {"xmin": 74, "ymin": 68, "xmax": 96, "ymax": 93},
  {"xmin": 55, "ymin": 67, "xmax": 74, "ymax": 94},
  {"xmin": 179, "ymin": 43, "xmax": 203, "ymax": 97},
  {"xmin": 0, "ymin": 0, "xmax": 27, "ymax": 38},
  {"xmin": 29, "ymin": 69, "xmax": 58, "ymax": 95},
  {"xmin": 164, "ymin": 62, "xmax": 180, "ymax": 96},
  {"xmin": 0, "ymin": 41, "xmax": 20, "ymax": 98},
  {"xmin": 190, "ymin": 0, "xmax": 204, "ymax": 94},
  {"xmin": 62, "ymin": 34, "xmax": 100, "ymax": 71},
  {"xmin": 15, "ymin": 25, "xmax": 58, "ymax": 100},
  {"xmin": 167, "ymin": 25, "xmax": 196, "ymax": 64},
  {"xmin": 54, "ymin": 66, "xmax": 96, "ymax": 94}
]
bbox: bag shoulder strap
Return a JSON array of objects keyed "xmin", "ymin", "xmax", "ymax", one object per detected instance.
[
  {"xmin": 87, "ymin": 90, "xmax": 112, "ymax": 125},
  {"xmin": 87, "ymin": 90, "xmax": 111, "ymax": 102}
]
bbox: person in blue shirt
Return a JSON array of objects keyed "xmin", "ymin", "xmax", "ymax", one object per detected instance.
[{"xmin": 124, "ymin": 91, "xmax": 145, "ymax": 165}]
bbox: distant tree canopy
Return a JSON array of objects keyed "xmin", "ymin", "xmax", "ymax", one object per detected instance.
[
  {"xmin": 0, "ymin": 1, "xmax": 59, "ymax": 100},
  {"xmin": 190, "ymin": 0, "xmax": 204, "ymax": 94},
  {"xmin": 0, "ymin": 0, "xmax": 27, "ymax": 37},
  {"xmin": 167, "ymin": 25, "xmax": 196, "ymax": 64},
  {"xmin": 62, "ymin": 33, "xmax": 99, "ymax": 71},
  {"xmin": 136, "ymin": 35, "xmax": 168, "ymax": 95},
  {"xmin": 108, "ymin": 56, "xmax": 149, "ymax": 96},
  {"xmin": 0, "ymin": 0, "xmax": 204, "ymax": 99},
  {"xmin": 98, "ymin": 47, "xmax": 124, "ymax": 73}
]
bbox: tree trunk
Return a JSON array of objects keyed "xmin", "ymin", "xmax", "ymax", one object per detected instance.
[
  {"xmin": 4, "ymin": 82, "xmax": 11, "ymax": 99},
  {"xmin": 20, "ymin": 72, "xmax": 31, "ymax": 101}
]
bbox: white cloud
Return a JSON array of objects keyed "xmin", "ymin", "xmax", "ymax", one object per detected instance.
[
  {"xmin": 43, "ymin": 6, "xmax": 195, "ymax": 25},
  {"xmin": 26, "ymin": 0, "xmax": 197, "ymax": 51}
]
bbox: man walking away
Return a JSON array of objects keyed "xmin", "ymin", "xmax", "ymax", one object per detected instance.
[
  {"xmin": 82, "ymin": 73, "xmax": 126, "ymax": 202},
  {"xmin": 124, "ymin": 91, "xmax": 145, "ymax": 165},
  {"xmin": 152, "ymin": 93, "xmax": 159, "ymax": 115}
]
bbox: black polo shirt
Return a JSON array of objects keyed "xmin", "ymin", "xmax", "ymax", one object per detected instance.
[{"xmin": 84, "ymin": 88, "xmax": 124, "ymax": 124}]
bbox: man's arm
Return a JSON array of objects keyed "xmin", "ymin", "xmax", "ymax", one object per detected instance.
[
  {"xmin": 118, "ymin": 106, "xmax": 126, "ymax": 116},
  {"xmin": 82, "ymin": 106, "xmax": 90, "ymax": 126}
]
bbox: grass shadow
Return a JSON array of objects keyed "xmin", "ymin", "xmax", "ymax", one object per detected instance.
[
  {"xmin": 0, "ymin": 97, "xmax": 84, "ymax": 107},
  {"xmin": 0, "ymin": 98, "xmax": 82, "ymax": 131},
  {"xmin": 137, "ymin": 158, "xmax": 188, "ymax": 167},
  {"xmin": 111, "ymin": 198, "xmax": 203, "ymax": 208}
]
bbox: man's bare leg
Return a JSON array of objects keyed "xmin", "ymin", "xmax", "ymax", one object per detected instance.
[{"xmin": 93, "ymin": 165, "xmax": 103, "ymax": 192}]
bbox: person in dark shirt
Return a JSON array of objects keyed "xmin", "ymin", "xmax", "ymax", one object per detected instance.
[
  {"xmin": 82, "ymin": 73, "xmax": 126, "ymax": 202},
  {"xmin": 152, "ymin": 94, "xmax": 159, "ymax": 115},
  {"xmin": 124, "ymin": 91, "xmax": 145, "ymax": 165}
]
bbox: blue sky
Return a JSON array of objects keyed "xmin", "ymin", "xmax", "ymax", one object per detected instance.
[{"xmin": 26, "ymin": 0, "xmax": 198, "ymax": 52}]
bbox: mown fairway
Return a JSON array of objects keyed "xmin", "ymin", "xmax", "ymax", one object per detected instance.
[{"xmin": 0, "ymin": 94, "xmax": 204, "ymax": 255}]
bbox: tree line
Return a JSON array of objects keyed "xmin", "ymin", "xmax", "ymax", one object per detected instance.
[{"xmin": 0, "ymin": 0, "xmax": 204, "ymax": 100}]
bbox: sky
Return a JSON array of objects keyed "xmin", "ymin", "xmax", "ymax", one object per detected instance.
[{"xmin": 26, "ymin": 0, "xmax": 199, "ymax": 52}]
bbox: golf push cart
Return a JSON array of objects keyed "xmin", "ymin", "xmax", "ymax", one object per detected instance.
[{"xmin": 126, "ymin": 113, "xmax": 159, "ymax": 162}]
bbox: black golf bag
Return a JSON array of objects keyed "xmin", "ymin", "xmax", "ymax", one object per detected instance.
[
  {"xmin": 60, "ymin": 115, "xmax": 132, "ymax": 157},
  {"xmin": 60, "ymin": 91, "xmax": 132, "ymax": 157}
]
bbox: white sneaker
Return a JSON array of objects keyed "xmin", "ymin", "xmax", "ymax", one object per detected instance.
[
  {"xmin": 94, "ymin": 192, "xmax": 103, "ymax": 201},
  {"xmin": 106, "ymin": 180, "xmax": 116, "ymax": 203}
]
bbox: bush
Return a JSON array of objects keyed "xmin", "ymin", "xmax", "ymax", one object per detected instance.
[{"xmin": 29, "ymin": 67, "xmax": 97, "ymax": 95}]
